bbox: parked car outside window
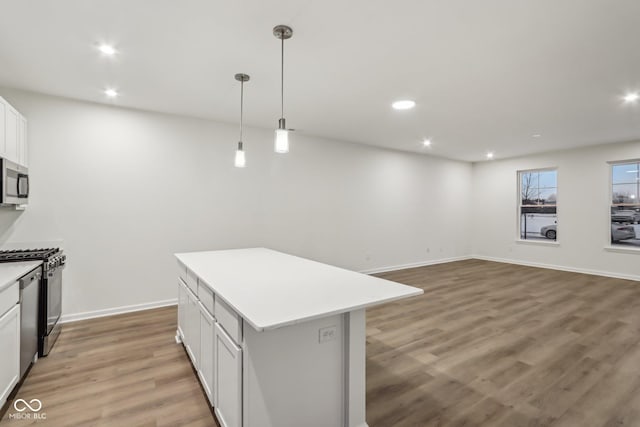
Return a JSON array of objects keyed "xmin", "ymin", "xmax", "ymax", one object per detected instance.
[{"xmin": 611, "ymin": 209, "xmax": 640, "ymax": 224}]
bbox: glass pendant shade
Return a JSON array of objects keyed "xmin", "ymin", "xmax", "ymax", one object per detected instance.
[
  {"xmin": 234, "ymin": 142, "xmax": 246, "ymax": 168},
  {"xmin": 274, "ymin": 128, "xmax": 289, "ymax": 154}
]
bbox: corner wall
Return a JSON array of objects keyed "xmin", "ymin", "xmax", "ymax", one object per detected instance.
[{"xmin": 471, "ymin": 140, "xmax": 640, "ymax": 280}]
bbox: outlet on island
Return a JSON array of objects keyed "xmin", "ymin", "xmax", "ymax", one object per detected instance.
[{"xmin": 319, "ymin": 325, "xmax": 337, "ymax": 343}]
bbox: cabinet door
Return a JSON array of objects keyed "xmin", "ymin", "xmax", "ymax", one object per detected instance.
[
  {"xmin": 0, "ymin": 101, "xmax": 6, "ymax": 159},
  {"xmin": 18, "ymin": 116, "xmax": 27, "ymax": 167},
  {"xmin": 4, "ymin": 106, "xmax": 18, "ymax": 163},
  {"xmin": 177, "ymin": 280, "xmax": 188, "ymax": 340},
  {"xmin": 199, "ymin": 303, "xmax": 215, "ymax": 406},
  {"xmin": 215, "ymin": 323, "xmax": 242, "ymax": 427},
  {"xmin": 182, "ymin": 287, "xmax": 194, "ymax": 364},
  {"xmin": 0, "ymin": 304, "xmax": 20, "ymax": 406},
  {"xmin": 187, "ymin": 290, "xmax": 200, "ymax": 369}
]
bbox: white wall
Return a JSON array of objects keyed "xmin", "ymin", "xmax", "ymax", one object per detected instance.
[
  {"xmin": 472, "ymin": 140, "xmax": 640, "ymax": 280},
  {"xmin": 0, "ymin": 88, "xmax": 472, "ymax": 318}
]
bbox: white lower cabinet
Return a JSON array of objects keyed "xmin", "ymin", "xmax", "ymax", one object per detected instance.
[
  {"xmin": 215, "ymin": 323, "xmax": 242, "ymax": 427},
  {"xmin": 0, "ymin": 304, "xmax": 20, "ymax": 406},
  {"xmin": 186, "ymin": 289, "xmax": 200, "ymax": 369},
  {"xmin": 177, "ymin": 280, "xmax": 188, "ymax": 340},
  {"xmin": 198, "ymin": 303, "xmax": 215, "ymax": 406},
  {"xmin": 177, "ymin": 269, "xmax": 242, "ymax": 427},
  {"xmin": 180, "ymin": 282, "xmax": 200, "ymax": 370}
]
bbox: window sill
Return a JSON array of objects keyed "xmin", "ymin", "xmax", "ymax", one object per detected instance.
[
  {"xmin": 515, "ymin": 239, "xmax": 559, "ymax": 247},
  {"xmin": 604, "ymin": 245, "xmax": 640, "ymax": 254}
]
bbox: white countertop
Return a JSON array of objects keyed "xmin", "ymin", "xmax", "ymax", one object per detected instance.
[
  {"xmin": 175, "ymin": 248, "xmax": 423, "ymax": 331},
  {"xmin": 0, "ymin": 261, "xmax": 43, "ymax": 292}
]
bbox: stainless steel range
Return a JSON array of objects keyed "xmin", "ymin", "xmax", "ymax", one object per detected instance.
[{"xmin": 0, "ymin": 248, "xmax": 66, "ymax": 356}]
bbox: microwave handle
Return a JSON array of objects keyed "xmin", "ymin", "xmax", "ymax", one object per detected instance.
[{"xmin": 17, "ymin": 174, "xmax": 28, "ymax": 198}]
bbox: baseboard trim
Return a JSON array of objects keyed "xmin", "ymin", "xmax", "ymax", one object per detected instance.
[
  {"xmin": 58, "ymin": 255, "xmax": 638, "ymax": 324},
  {"xmin": 472, "ymin": 255, "xmax": 640, "ymax": 282},
  {"xmin": 359, "ymin": 255, "xmax": 473, "ymax": 275},
  {"xmin": 60, "ymin": 298, "xmax": 178, "ymax": 324}
]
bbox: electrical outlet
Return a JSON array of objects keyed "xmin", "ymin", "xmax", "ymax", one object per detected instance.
[{"xmin": 319, "ymin": 326, "xmax": 337, "ymax": 343}]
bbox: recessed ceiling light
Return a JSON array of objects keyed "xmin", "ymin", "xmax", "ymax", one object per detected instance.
[
  {"xmin": 486, "ymin": 152, "xmax": 494, "ymax": 159},
  {"xmin": 392, "ymin": 100, "xmax": 416, "ymax": 110},
  {"xmin": 98, "ymin": 44, "xmax": 116, "ymax": 56},
  {"xmin": 532, "ymin": 134, "xmax": 542, "ymax": 138},
  {"xmin": 623, "ymin": 92, "xmax": 639, "ymax": 103},
  {"xmin": 104, "ymin": 88, "xmax": 118, "ymax": 98},
  {"xmin": 423, "ymin": 139, "xmax": 432, "ymax": 147}
]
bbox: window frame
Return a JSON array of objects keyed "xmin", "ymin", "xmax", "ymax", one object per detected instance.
[
  {"xmin": 516, "ymin": 167, "xmax": 559, "ymax": 245},
  {"xmin": 608, "ymin": 159, "xmax": 640, "ymax": 251}
]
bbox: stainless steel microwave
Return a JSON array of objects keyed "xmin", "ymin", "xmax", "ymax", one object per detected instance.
[{"xmin": 1, "ymin": 159, "xmax": 28, "ymax": 205}]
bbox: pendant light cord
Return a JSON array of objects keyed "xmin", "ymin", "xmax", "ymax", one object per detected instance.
[
  {"xmin": 240, "ymin": 79, "xmax": 244, "ymax": 142},
  {"xmin": 281, "ymin": 36, "xmax": 284, "ymax": 120}
]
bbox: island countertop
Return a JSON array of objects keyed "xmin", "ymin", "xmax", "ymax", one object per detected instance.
[{"xmin": 175, "ymin": 248, "xmax": 423, "ymax": 331}]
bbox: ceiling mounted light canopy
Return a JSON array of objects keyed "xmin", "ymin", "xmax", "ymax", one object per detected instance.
[
  {"xmin": 234, "ymin": 73, "xmax": 250, "ymax": 168},
  {"xmin": 273, "ymin": 24, "xmax": 293, "ymax": 154}
]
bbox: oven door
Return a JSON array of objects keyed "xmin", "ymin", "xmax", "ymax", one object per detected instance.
[
  {"xmin": 46, "ymin": 265, "xmax": 62, "ymax": 337},
  {"xmin": 39, "ymin": 263, "xmax": 63, "ymax": 356}
]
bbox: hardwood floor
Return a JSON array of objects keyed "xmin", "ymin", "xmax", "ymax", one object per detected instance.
[
  {"xmin": 0, "ymin": 306, "xmax": 219, "ymax": 427},
  {"xmin": 368, "ymin": 259, "xmax": 640, "ymax": 427},
  {"xmin": 2, "ymin": 259, "xmax": 640, "ymax": 426}
]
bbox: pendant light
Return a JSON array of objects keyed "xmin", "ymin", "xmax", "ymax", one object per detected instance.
[
  {"xmin": 273, "ymin": 25, "xmax": 293, "ymax": 154},
  {"xmin": 234, "ymin": 73, "xmax": 250, "ymax": 168}
]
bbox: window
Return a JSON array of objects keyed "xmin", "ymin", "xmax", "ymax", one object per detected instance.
[
  {"xmin": 610, "ymin": 161, "xmax": 640, "ymax": 247},
  {"xmin": 518, "ymin": 169, "xmax": 557, "ymax": 241}
]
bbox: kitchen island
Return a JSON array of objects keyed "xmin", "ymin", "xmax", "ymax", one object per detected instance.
[{"xmin": 175, "ymin": 248, "xmax": 423, "ymax": 427}]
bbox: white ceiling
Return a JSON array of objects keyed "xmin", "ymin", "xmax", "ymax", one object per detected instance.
[{"xmin": 1, "ymin": 0, "xmax": 640, "ymax": 162}]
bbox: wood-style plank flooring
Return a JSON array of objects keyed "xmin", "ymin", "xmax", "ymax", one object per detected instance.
[
  {"xmin": 0, "ymin": 306, "xmax": 219, "ymax": 427},
  {"xmin": 368, "ymin": 259, "xmax": 640, "ymax": 427},
  {"xmin": 2, "ymin": 259, "xmax": 640, "ymax": 426}
]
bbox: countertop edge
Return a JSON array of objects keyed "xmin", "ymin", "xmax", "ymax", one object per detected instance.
[
  {"xmin": 254, "ymin": 288, "xmax": 425, "ymax": 332},
  {"xmin": 0, "ymin": 261, "xmax": 43, "ymax": 293}
]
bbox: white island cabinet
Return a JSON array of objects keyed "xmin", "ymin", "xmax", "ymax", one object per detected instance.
[{"xmin": 175, "ymin": 248, "xmax": 423, "ymax": 427}]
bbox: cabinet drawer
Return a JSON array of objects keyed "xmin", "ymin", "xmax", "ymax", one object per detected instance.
[
  {"xmin": 198, "ymin": 281, "xmax": 215, "ymax": 317},
  {"xmin": 0, "ymin": 283, "xmax": 19, "ymax": 318},
  {"xmin": 215, "ymin": 298, "xmax": 242, "ymax": 345},
  {"xmin": 177, "ymin": 261, "xmax": 187, "ymax": 283},
  {"xmin": 185, "ymin": 268, "xmax": 198, "ymax": 294}
]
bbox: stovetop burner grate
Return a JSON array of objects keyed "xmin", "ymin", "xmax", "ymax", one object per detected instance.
[{"xmin": 0, "ymin": 248, "xmax": 60, "ymax": 262}]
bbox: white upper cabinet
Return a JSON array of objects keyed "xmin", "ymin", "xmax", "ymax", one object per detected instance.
[
  {"xmin": 0, "ymin": 97, "xmax": 28, "ymax": 167},
  {"xmin": 4, "ymin": 105, "xmax": 18, "ymax": 163},
  {"xmin": 18, "ymin": 116, "xmax": 27, "ymax": 167},
  {"xmin": 0, "ymin": 102, "xmax": 5, "ymax": 158}
]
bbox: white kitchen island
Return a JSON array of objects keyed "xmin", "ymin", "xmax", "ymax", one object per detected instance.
[{"xmin": 175, "ymin": 248, "xmax": 423, "ymax": 427}]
